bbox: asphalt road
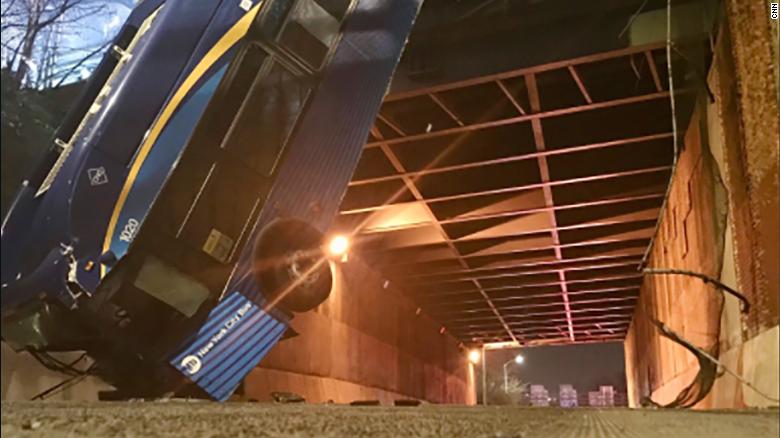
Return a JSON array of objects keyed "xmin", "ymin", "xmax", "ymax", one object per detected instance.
[{"xmin": 2, "ymin": 401, "xmax": 778, "ymax": 437}]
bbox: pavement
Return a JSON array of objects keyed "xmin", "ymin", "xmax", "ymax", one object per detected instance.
[{"xmin": 2, "ymin": 401, "xmax": 778, "ymax": 437}]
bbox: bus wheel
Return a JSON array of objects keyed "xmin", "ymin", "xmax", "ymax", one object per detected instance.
[{"xmin": 253, "ymin": 219, "xmax": 332, "ymax": 313}]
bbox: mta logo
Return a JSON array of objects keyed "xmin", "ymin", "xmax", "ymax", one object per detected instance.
[{"xmin": 180, "ymin": 355, "xmax": 202, "ymax": 375}]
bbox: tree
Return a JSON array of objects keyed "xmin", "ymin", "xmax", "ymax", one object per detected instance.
[
  {"xmin": 1, "ymin": 0, "xmax": 130, "ymax": 89},
  {"xmin": 484, "ymin": 375, "xmax": 530, "ymax": 406}
]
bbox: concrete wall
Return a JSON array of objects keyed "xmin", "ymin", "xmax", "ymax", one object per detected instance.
[
  {"xmin": 1, "ymin": 345, "xmax": 112, "ymax": 401},
  {"xmin": 244, "ymin": 257, "xmax": 476, "ymax": 404},
  {"xmin": 624, "ymin": 1, "xmax": 779, "ymax": 409}
]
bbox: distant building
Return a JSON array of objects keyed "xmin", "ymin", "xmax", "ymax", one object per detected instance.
[
  {"xmin": 588, "ymin": 385, "xmax": 616, "ymax": 407},
  {"xmin": 529, "ymin": 384, "xmax": 551, "ymax": 407},
  {"xmin": 600, "ymin": 385, "xmax": 615, "ymax": 406},
  {"xmin": 614, "ymin": 391, "xmax": 627, "ymax": 407},
  {"xmin": 559, "ymin": 384, "xmax": 578, "ymax": 408}
]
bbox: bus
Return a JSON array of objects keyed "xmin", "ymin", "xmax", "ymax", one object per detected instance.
[{"xmin": 1, "ymin": 0, "xmax": 421, "ymax": 401}]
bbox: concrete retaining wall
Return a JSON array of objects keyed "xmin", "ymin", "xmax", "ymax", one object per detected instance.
[
  {"xmin": 624, "ymin": 2, "xmax": 779, "ymax": 409},
  {"xmin": 244, "ymin": 257, "xmax": 476, "ymax": 404}
]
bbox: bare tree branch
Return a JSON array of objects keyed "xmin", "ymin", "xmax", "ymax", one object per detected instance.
[
  {"xmin": 52, "ymin": 39, "xmax": 109, "ymax": 87},
  {"xmin": 2, "ymin": 0, "xmax": 118, "ymax": 88}
]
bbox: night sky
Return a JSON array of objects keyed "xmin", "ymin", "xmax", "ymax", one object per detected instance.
[{"xmin": 486, "ymin": 342, "xmax": 627, "ymax": 395}]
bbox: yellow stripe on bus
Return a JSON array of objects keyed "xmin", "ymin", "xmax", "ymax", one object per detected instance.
[{"xmin": 101, "ymin": 3, "xmax": 263, "ymax": 278}]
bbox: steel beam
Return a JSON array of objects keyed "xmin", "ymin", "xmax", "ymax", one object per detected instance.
[
  {"xmin": 383, "ymin": 42, "xmax": 666, "ymax": 102},
  {"xmin": 366, "ymin": 91, "xmax": 670, "ymax": 148},
  {"xmin": 428, "ymin": 93, "xmax": 465, "ymax": 126},
  {"xmin": 349, "ymin": 132, "xmax": 672, "ymax": 187},
  {"xmin": 375, "ymin": 129, "xmax": 517, "ymax": 342},
  {"xmin": 423, "ymin": 285, "xmax": 639, "ymax": 307},
  {"xmin": 446, "ymin": 304, "xmax": 636, "ymax": 324},
  {"xmin": 568, "ymin": 65, "xmax": 593, "ymax": 104},
  {"xmin": 413, "ymin": 272, "xmax": 644, "ymax": 298},
  {"xmin": 523, "ymin": 72, "xmax": 574, "ymax": 341},
  {"xmin": 448, "ymin": 313, "xmax": 634, "ymax": 332},
  {"xmin": 343, "ymin": 165, "xmax": 671, "ymax": 214},
  {"xmin": 402, "ymin": 252, "xmax": 645, "ymax": 280},
  {"xmin": 402, "ymin": 260, "xmax": 641, "ymax": 287},
  {"xmin": 645, "ymin": 50, "xmax": 663, "ymax": 92},
  {"xmin": 429, "ymin": 296, "xmax": 637, "ymax": 317},
  {"xmin": 377, "ymin": 113, "xmax": 406, "ymax": 137},
  {"xmin": 496, "ymin": 79, "xmax": 527, "ymax": 115}
]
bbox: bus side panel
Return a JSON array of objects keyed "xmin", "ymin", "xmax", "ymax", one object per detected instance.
[
  {"xmin": 73, "ymin": 2, "xmax": 263, "ymax": 292},
  {"xmin": 101, "ymin": 63, "xmax": 230, "ymax": 268},
  {"xmin": 232, "ymin": 0, "xmax": 423, "ymax": 301},
  {"xmin": 170, "ymin": 291, "xmax": 288, "ymax": 401},
  {"xmin": 93, "ymin": 2, "xmax": 264, "ymax": 280}
]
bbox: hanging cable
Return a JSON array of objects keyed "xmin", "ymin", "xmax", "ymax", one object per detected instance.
[
  {"xmin": 639, "ymin": 0, "xmax": 680, "ymax": 269},
  {"xmin": 643, "ymin": 268, "xmax": 750, "ymax": 313},
  {"xmin": 641, "ymin": 319, "xmax": 719, "ymax": 408},
  {"xmin": 618, "ymin": 0, "xmax": 650, "ymax": 39},
  {"xmin": 26, "ymin": 350, "xmax": 97, "ymax": 401},
  {"xmin": 28, "ymin": 351, "xmax": 90, "ymax": 377},
  {"xmin": 30, "ymin": 363, "xmax": 97, "ymax": 401},
  {"xmin": 643, "ymin": 318, "xmax": 779, "ymax": 405},
  {"xmin": 639, "ymin": 266, "xmax": 779, "ymax": 406}
]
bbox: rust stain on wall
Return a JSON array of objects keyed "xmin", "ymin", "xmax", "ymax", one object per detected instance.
[{"xmin": 722, "ymin": 0, "xmax": 780, "ymax": 333}]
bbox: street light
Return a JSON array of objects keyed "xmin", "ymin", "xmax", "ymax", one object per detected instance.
[
  {"xmin": 503, "ymin": 354, "xmax": 524, "ymax": 393},
  {"xmin": 326, "ymin": 235, "xmax": 350, "ymax": 262},
  {"xmin": 468, "ymin": 349, "xmax": 481, "ymax": 364},
  {"xmin": 327, "ymin": 235, "xmax": 350, "ymax": 257}
]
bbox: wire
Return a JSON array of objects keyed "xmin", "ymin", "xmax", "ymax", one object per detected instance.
[
  {"xmin": 30, "ymin": 374, "xmax": 87, "ymax": 401},
  {"xmin": 618, "ymin": 0, "xmax": 650, "ymax": 39},
  {"xmin": 28, "ymin": 351, "xmax": 90, "ymax": 377},
  {"xmin": 26, "ymin": 350, "xmax": 98, "ymax": 401},
  {"xmin": 639, "ymin": 267, "xmax": 778, "ymax": 406},
  {"xmin": 639, "ymin": 0, "xmax": 679, "ymax": 269},
  {"xmin": 646, "ymin": 319, "xmax": 779, "ymax": 405},
  {"xmin": 642, "ymin": 318, "xmax": 720, "ymax": 408},
  {"xmin": 643, "ymin": 268, "xmax": 750, "ymax": 313},
  {"xmin": 687, "ymin": 339, "xmax": 780, "ymax": 403},
  {"xmin": 29, "ymin": 364, "xmax": 97, "ymax": 401}
]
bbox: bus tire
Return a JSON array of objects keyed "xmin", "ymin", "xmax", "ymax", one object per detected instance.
[{"xmin": 253, "ymin": 219, "xmax": 332, "ymax": 313}]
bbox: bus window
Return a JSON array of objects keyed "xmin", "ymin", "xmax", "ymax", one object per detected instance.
[
  {"xmin": 178, "ymin": 162, "xmax": 266, "ymax": 264},
  {"xmin": 221, "ymin": 60, "xmax": 311, "ymax": 176},
  {"xmin": 201, "ymin": 45, "xmax": 269, "ymax": 155},
  {"xmin": 255, "ymin": 0, "xmax": 295, "ymax": 40},
  {"xmin": 278, "ymin": 0, "xmax": 350, "ymax": 70},
  {"xmin": 154, "ymin": 45, "xmax": 269, "ymax": 239},
  {"xmin": 316, "ymin": 0, "xmax": 351, "ymax": 21}
]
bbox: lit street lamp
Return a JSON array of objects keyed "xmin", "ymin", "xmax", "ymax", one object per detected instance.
[
  {"xmin": 503, "ymin": 354, "xmax": 524, "ymax": 393},
  {"xmin": 468, "ymin": 349, "xmax": 481, "ymax": 365}
]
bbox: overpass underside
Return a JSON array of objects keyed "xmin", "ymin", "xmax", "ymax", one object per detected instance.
[{"xmin": 2, "ymin": 0, "xmax": 777, "ymax": 421}]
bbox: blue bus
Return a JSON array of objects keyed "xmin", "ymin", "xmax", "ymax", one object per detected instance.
[{"xmin": 1, "ymin": 0, "xmax": 421, "ymax": 401}]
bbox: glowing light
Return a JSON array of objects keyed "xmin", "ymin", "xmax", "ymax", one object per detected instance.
[
  {"xmin": 327, "ymin": 235, "xmax": 350, "ymax": 257},
  {"xmin": 468, "ymin": 350, "xmax": 481, "ymax": 364},
  {"xmin": 514, "ymin": 354, "xmax": 524, "ymax": 365},
  {"xmin": 483, "ymin": 341, "xmax": 520, "ymax": 350}
]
